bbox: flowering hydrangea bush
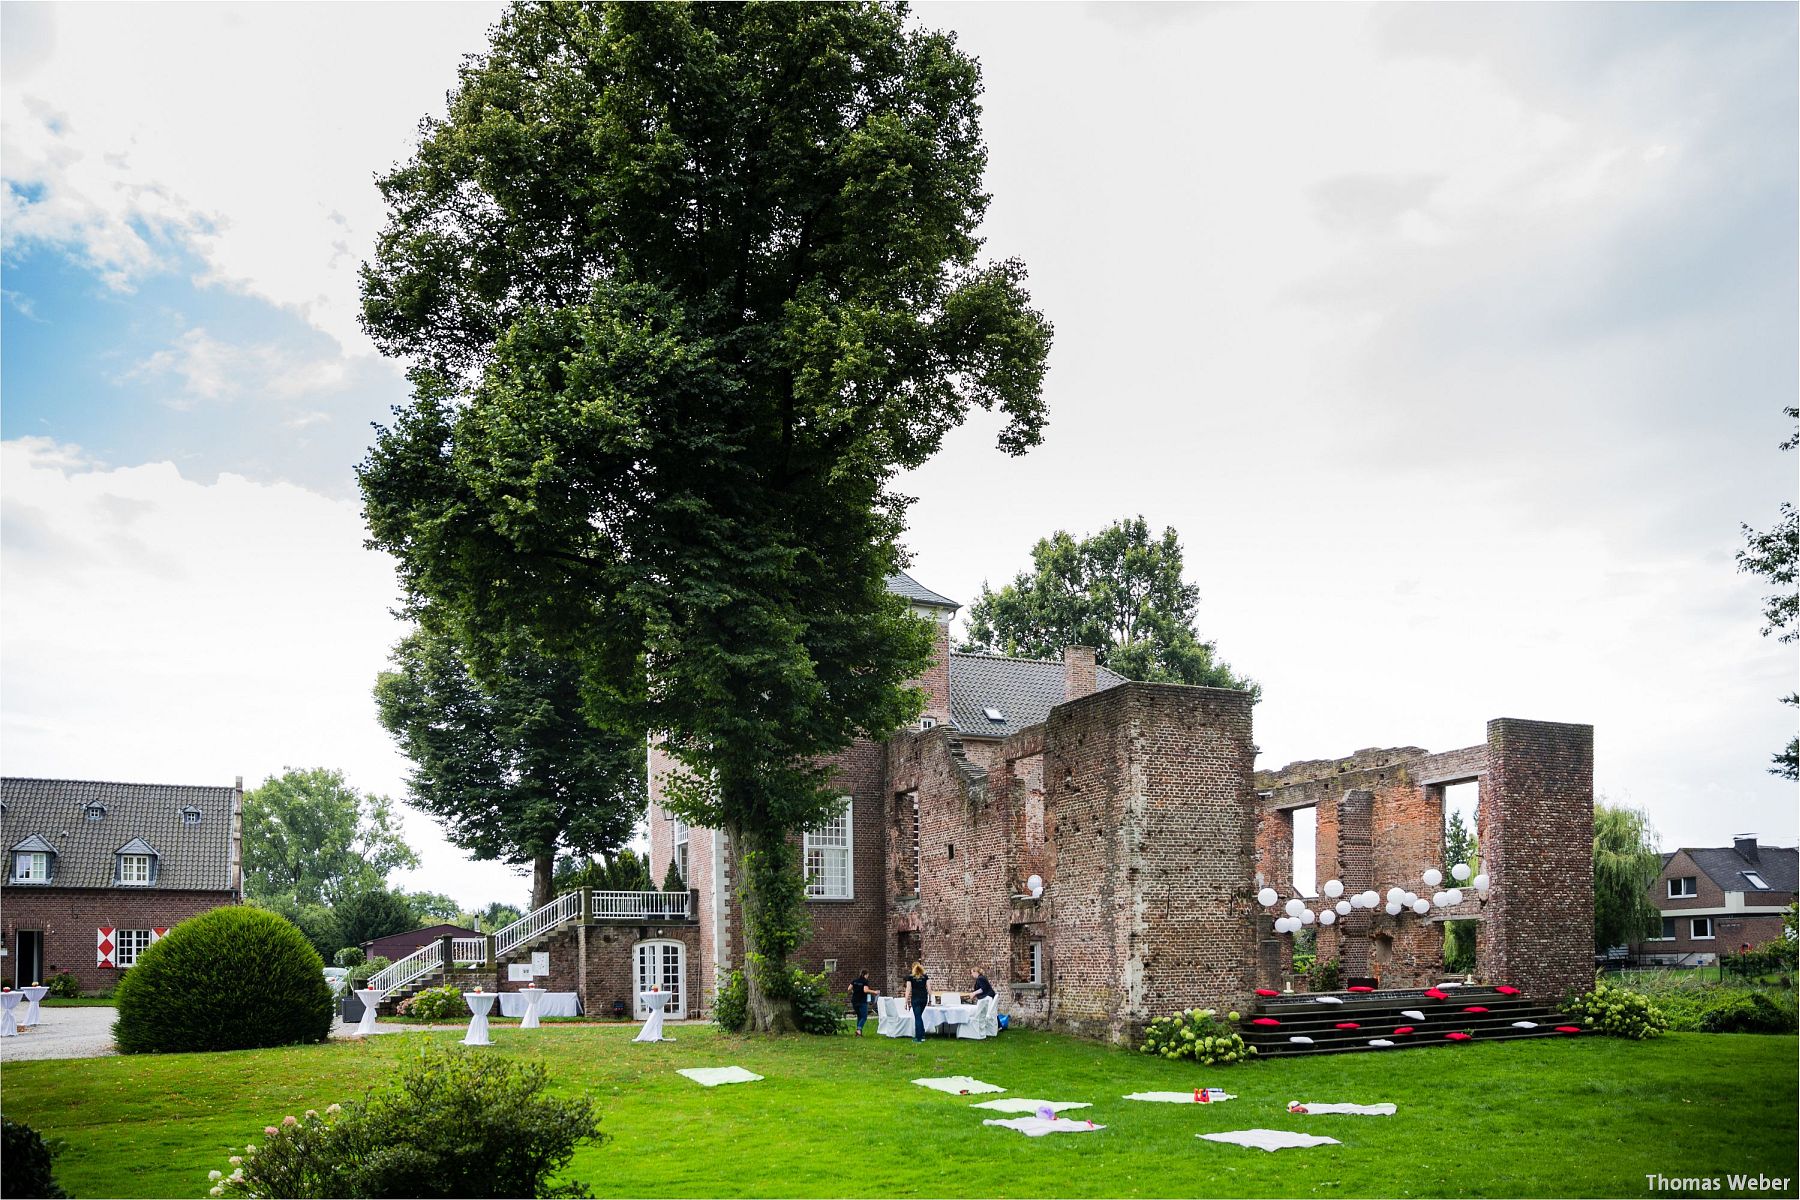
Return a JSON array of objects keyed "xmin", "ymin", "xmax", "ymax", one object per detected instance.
[
  {"xmin": 1569, "ymin": 979, "xmax": 1669, "ymax": 1040},
  {"xmin": 394, "ymin": 985, "xmax": 464, "ymax": 1021},
  {"xmin": 208, "ymin": 1048, "xmax": 603, "ymax": 1198},
  {"xmin": 1139, "ymin": 1008, "xmax": 1256, "ymax": 1066}
]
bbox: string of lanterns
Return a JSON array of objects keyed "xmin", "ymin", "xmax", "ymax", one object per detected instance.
[{"xmin": 1256, "ymin": 864, "xmax": 1491, "ymax": 935}]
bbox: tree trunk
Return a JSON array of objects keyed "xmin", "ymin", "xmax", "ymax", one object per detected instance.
[
  {"xmin": 531, "ymin": 852, "xmax": 555, "ymax": 912},
  {"xmin": 729, "ymin": 819, "xmax": 800, "ymax": 1034}
]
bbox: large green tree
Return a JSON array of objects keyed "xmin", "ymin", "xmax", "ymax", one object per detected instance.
[
  {"xmin": 242, "ymin": 768, "xmax": 417, "ymax": 909},
  {"xmin": 1736, "ymin": 406, "xmax": 1798, "ymax": 781},
  {"xmin": 961, "ymin": 516, "xmax": 1255, "ymax": 692},
  {"xmin": 1592, "ymin": 801, "xmax": 1664, "ymax": 951},
  {"xmin": 357, "ymin": 3, "xmax": 1051, "ymax": 1030},
  {"xmin": 375, "ymin": 625, "xmax": 645, "ymax": 911}
]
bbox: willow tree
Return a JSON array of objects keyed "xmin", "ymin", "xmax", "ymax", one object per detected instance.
[
  {"xmin": 357, "ymin": 2, "xmax": 1052, "ymax": 1030},
  {"xmin": 1592, "ymin": 802, "xmax": 1663, "ymax": 951}
]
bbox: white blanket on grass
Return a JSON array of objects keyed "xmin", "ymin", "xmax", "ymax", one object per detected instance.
[
  {"xmin": 1124, "ymin": 1091, "xmax": 1237, "ymax": 1103},
  {"xmin": 677, "ymin": 1066, "xmax": 763, "ymax": 1087},
  {"xmin": 982, "ymin": 1117, "xmax": 1104, "ymax": 1137},
  {"xmin": 1291, "ymin": 1102, "xmax": 1397, "ymax": 1116},
  {"xmin": 913, "ymin": 1075, "xmax": 1004, "ymax": 1095},
  {"xmin": 972, "ymin": 1098, "xmax": 1091, "ymax": 1113},
  {"xmin": 1199, "ymin": 1129, "xmax": 1341, "ymax": 1152}
]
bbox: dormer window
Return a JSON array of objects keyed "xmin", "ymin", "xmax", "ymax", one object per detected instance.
[
  {"xmin": 920, "ymin": 715, "xmax": 937, "ymax": 730},
  {"xmin": 114, "ymin": 838, "xmax": 159, "ymax": 886},
  {"xmin": 180, "ymin": 806, "xmax": 203, "ymax": 826},
  {"xmin": 84, "ymin": 802, "xmax": 106, "ymax": 821},
  {"xmin": 10, "ymin": 835, "xmax": 56, "ymax": 884}
]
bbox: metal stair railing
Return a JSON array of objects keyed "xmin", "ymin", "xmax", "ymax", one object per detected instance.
[
  {"xmin": 365, "ymin": 940, "xmax": 443, "ymax": 999},
  {"xmin": 493, "ymin": 890, "xmax": 583, "ymax": 960}
]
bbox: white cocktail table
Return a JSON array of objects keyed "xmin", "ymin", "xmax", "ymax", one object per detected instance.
[
  {"xmin": 634, "ymin": 990, "xmax": 671, "ymax": 1042},
  {"xmin": 355, "ymin": 987, "xmax": 383, "ymax": 1037},
  {"xmin": 20, "ymin": 985, "xmax": 48, "ymax": 1026},
  {"xmin": 464, "ymin": 991, "xmax": 497, "ymax": 1045},
  {"xmin": 0, "ymin": 991, "xmax": 20, "ymax": 1038},
  {"xmin": 518, "ymin": 986, "xmax": 545, "ymax": 1029}
]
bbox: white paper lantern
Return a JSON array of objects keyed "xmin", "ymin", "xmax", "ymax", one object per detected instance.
[
  {"xmin": 1323, "ymin": 879, "xmax": 1344, "ymax": 899},
  {"xmin": 1400, "ymin": 891, "xmax": 1415, "ymax": 907},
  {"xmin": 1027, "ymin": 874, "xmax": 1044, "ymax": 897},
  {"xmin": 1431, "ymin": 892, "xmax": 1448, "ymax": 908},
  {"xmin": 1411, "ymin": 898, "xmax": 1431, "ymax": 915},
  {"xmin": 1258, "ymin": 887, "xmax": 1278, "ymax": 907},
  {"xmin": 1285, "ymin": 898, "xmax": 1305, "ymax": 918},
  {"xmin": 1319, "ymin": 909, "xmax": 1337, "ymax": 926},
  {"xmin": 1335, "ymin": 900, "xmax": 1352, "ymax": 916},
  {"xmin": 1384, "ymin": 901, "xmax": 1403, "ymax": 916},
  {"xmin": 1272, "ymin": 917, "xmax": 1288, "ymax": 934},
  {"xmin": 1422, "ymin": 868, "xmax": 1443, "ymax": 888},
  {"xmin": 1473, "ymin": 873, "xmax": 1490, "ymax": 892},
  {"xmin": 1362, "ymin": 891, "xmax": 1380, "ymax": 908},
  {"xmin": 1387, "ymin": 886, "xmax": 1404, "ymax": 904},
  {"xmin": 1280, "ymin": 917, "xmax": 1298, "ymax": 935},
  {"xmin": 1452, "ymin": 863, "xmax": 1472, "ymax": 882},
  {"xmin": 1446, "ymin": 888, "xmax": 1464, "ymax": 906},
  {"xmin": 1300, "ymin": 908, "xmax": 1316, "ymax": 925}
]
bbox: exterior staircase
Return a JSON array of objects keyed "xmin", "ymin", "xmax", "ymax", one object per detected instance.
[
  {"xmin": 1237, "ymin": 984, "xmax": 1582, "ymax": 1057},
  {"xmin": 362, "ymin": 888, "xmax": 691, "ymax": 1008}
]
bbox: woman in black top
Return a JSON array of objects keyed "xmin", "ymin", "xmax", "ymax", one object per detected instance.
[
  {"xmin": 969, "ymin": 968, "xmax": 996, "ymax": 1001},
  {"xmin": 848, "ymin": 970, "xmax": 879, "ymax": 1036},
  {"xmin": 907, "ymin": 962, "xmax": 930, "ymax": 1042}
]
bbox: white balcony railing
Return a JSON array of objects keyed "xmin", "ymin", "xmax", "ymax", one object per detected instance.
[
  {"xmin": 451, "ymin": 937, "xmax": 487, "ymax": 964},
  {"xmin": 592, "ymin": 889, "xmax": 690, "ymax": 920}
]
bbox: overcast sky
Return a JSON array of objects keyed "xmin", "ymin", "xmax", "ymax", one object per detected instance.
[{"xmin": 4, "ymin": 2, "xmax": 1794, "ymax": 910}]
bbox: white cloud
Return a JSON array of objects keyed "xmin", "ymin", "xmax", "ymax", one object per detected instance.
[
  {"xmin": 126, "ymin": 328, "xmax": 348, "ymax": 408},
  {"xmin": 0, "ymin": 437, "xmax": 531, "ymax": 908}
]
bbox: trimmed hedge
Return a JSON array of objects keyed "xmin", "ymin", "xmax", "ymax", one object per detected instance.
[
  {"xmin": 2, "ymin": 1117, "xmax": 69, "ymax": 1199},
  {"xmin": 115, "ymin": 906, "xmax": 333, "ymax": 1054}
]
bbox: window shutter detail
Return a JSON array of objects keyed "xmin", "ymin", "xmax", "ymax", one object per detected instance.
[
  {"xmin": 151, "ymin": 927, "xmax": 169, "ymax": 942},
  {"xmin": 97, "ymin": 927, "xmax": 117, "ymax": 967}
]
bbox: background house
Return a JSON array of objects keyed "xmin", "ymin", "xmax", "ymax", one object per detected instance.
[
  {"xmin": 2, "ymin": 777, "xmax": 243, "ymax": 992},
  {"xmin": 1631, "ymin": 835, "xmax": 1796, "ymax": 965},
  {"xmin": 362, "ymin": 922, "xmax": 483, "ymax": 963}
]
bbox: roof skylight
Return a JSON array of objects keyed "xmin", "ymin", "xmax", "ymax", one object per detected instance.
[
  {"xmin": 983, "ymin": 707, "xmax": 1005, "ymax": 723},
  {"xmin": 1743, "ymin": 872, "xmax": 1770, "ymax": 890}
]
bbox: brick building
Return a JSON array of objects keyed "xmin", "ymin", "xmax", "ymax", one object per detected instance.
[
  {"xmin": 1629, "ymin": 836, "xmax": 1796, "ymax": 964},
  {"xmin": 2, "ymin": 777, "xmax": 244, "ymax": 992},
  {"xmin": 649, "ymin": 573, "xmax": 1596, "ymax": 1043}
]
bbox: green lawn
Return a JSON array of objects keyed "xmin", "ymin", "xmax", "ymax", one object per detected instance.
[{"xmin": 3, "ymin": 1027, "xmax": 1795, "ymax": 1198}]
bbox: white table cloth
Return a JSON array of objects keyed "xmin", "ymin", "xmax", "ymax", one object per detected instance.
[
  {"xmin": 496, "ymin": 991, "xmax": 581, "ymax": 1018},
  {"xmin": 463, "ymin": 991, "xmax": 497, "ymax": 1045},
  {"xmin": 634, "ymin": 991, "xmax": 671, "ymax": 1043},
  {"xmin": 516, "ymin": 987, "xmax": 545, "ymax": 1029},
  {"xmin": 354, "ymin": 987, "xmax": 382, "ymax": 1037},
  {"xmin": 0, "ymin": 992, "xmax": 20, "ymax": 1038},
  {"xmin": 921, "ymin": 1002, "xmax": 978, "ymax": 1033},
  {"xmin": 20, "ymin": 985, "xmax": 48, "ymax": 1026}
]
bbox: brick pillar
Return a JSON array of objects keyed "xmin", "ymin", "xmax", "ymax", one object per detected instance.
[
  {"xmin": 1335, "ymin": 789, "xmax": 1374, "ymax": 978},
  {"xmin": 1480, "ymin": 718, "xmax": 1594, "ymax": 1002},
  {"xmin": 1062, "ymin": 646, "xmax": 1097, "ymax": 701}
]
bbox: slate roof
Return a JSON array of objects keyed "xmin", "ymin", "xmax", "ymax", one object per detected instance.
[
  {"xmin": 1, "ymin": 777, "xmax": 239, "ymax": 893},
  {"xmin": 948, "ymin": 652, "xmax": 1128, "ymax": 739},
  {"xmin": 1675, "ymin": 843, "xmax": 1798, "ymax": 896},
  {"xmin": 886, "ymin": 571, "xmax": 959, "ymax": 610}
]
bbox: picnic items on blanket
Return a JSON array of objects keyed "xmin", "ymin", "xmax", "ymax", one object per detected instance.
[
  {"xmin": 972, "ymin": 1099, "xmax": 1092, "ymax": 1114},
  {"xmin": 1124, "ymin": 1090, "xmax": 1237, "ymax": 1103},
  {"xmin": 913, "ymin": 1075, "xmax": 1005, "ymax": 1095},
  {"xmin": 1198, "ymin": 1129, "xmax": 1342, "ymax": 1152},
  {"xmin": 1367, "ymin": 1039, "xmax": 1395, "ymax": 1047},
  {"xmin": 982, "ymin": 1117, "xmax": 1105, "ymax": 1137},
  {"xmin": 1400, "ymin": 1009, "xmax": 1426, "ymax": 1020},
  {"xmin": 677, "ymin": 1066, "xmax": 764, "ymax": 1087},
  {"xmin": 1288, "ymin": 1101, "xmax": 1397, "ymax": 1116}
]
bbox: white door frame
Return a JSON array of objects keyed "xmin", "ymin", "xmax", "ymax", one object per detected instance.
[{"xmin": 635, "ymin": 940, "xmax": 686, "ymax": 1019}]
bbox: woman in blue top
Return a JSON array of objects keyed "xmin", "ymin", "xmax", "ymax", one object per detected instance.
[{"xmin": 907, "ymin": 962, "xmax": 930, "ymax": 1042}]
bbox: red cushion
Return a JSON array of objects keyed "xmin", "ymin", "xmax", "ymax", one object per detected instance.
[
  {"xmin": 1463, "ymin": 1006, "xmax": 1489, "ymax": 1013},
  {"xmin": 1424, "ymin": 988, "xmax": 1450, "ymax": 1000},
  {"xmin": 1334, "ymin": 1022, "xmax": 1360, "ymax": 1030},
  {"xmin": 1255, "ymin": 988, "xmax": 1281, "ymax": 997},
  {"xmin": 1392, "ymin": 1026, "xmax": 1415, "ymax": 1035},
  {"xmin": 1252, "ymin": 1017, "xmax": 1281, "ymax": 1027},
  {"xmin": 1495, "ymin": 985, "xmax": 1520, "ymax": 995},
  {"xmin": 1347, "ymin": 985, "xmax": 1374, "ymax": 992},
  {"xmin": 1444, "ymin": 1032, "xmax": 1471, "ymax": 1041},
  {"xmin": 1555, "ymin": 1025, "xmax": 1582, "ymax": 1034}
]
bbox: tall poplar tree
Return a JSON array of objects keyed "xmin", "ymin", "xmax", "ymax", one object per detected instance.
[{"xmin": 357, "ymin": 3, "xmax": 1052, "ymax": 1029}]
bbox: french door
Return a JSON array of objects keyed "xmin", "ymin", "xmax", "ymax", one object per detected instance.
[{"xmin": 634, "ymin": 941, "xmax": 685, "ymax": 1018}]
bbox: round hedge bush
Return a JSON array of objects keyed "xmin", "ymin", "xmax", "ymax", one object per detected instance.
[{"xmin": 114, "ymin": 906, "xmax": 333, "ymax": 1054}]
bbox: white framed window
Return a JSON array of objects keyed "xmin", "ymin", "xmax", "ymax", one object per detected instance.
[
  {"xmin": 1029, "ymin": 940, "xmax": 1044, "ymax": 985},
  {"xmin": 1690, "ymin": 917, "xmax": 1714, "ymax": 940},
  {"xmin": 920, "ymin": 715, "xmax": 936, "ymax": 730},
  {"xmin": 804, "ymin": 797, "xmax": 853, "ymax": 899},
  {"xmin": 911, "ymin": 791, "xmax": 921, "ymax": 897},
  {"xmin": 1668, "ymin": 876, "xmax": 1697, "ymax": 898},
  {"xmin": 116, "ymin": 929, "xmax": 154, "ymax": 966},
  {"xmin": 119, "ymin": 854, "xmax": 152, "ymax": 885},
  {"xmin": 13, "ymin": 851, "xmax": 50, "ymax": 882},
  {"xmin": 671, "ymin": 816, "xmax": 689, "ymax": 886}
]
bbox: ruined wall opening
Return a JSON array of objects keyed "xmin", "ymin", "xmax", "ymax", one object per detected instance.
[
  {"xmin": 1439, "ymin": 779, "xmax": 1481, "ymax": 975},
  {"xmin": 893, "ymin": 790, "xmax": 921, "ymax": 898},
  {"xmin": 1291, "ymin": 805, "xmax": 1318, "ymax": 898}
]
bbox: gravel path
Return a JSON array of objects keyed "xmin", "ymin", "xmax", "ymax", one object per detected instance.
[{"xmin": 0, "ymin": 1004, "xmax": 118, "ymax": 1061}]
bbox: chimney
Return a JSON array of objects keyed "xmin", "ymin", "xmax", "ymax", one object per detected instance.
[
  {"xmin": 1063, "ymin": 645, "xmax": 1097, "ymax": 701},
  {"xmin": 1733, "ymin": 834, "xmax": 1759, "ymax": 864}
]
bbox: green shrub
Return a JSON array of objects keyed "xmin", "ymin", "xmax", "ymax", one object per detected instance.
[
  {"xmin": 1139, "ymin": 1009, "xmax": 1256, "ymax": 1066},
  {"xmin": 115, "ymin": 907, "xmax": 333, "ymax": 1054},
  {"xmin": 2, "ymin": 1116, "xmax": 69, "ymax": 1199},
  {"xmin": 333, "ymin": 947, "xmax": 366, "ymax": 969},
  {"xmin": 1697, "ymin": 991, "xmax": 1797, "ymax": 1034},
  {"xmin": 712, "ymin": 969, "xmax": 747, "ymax": 1033},
  {"xmin": 1302, "ymin": 956, "xmax": 1342, "ymax": 992},
  {"xmin": 1568, "ymin": 979, "xmax": 1669, "ymax": 1040},
  {"xmin": 210, "ymin": 1047, "xmax": 603, "ymax": 1199},
  {"xmin": 790, "ymin": 967, "xmax": 845, "ymax": 1035},
  {"xmin": 345, "ymin": 956, "xmax": 391, "ymax": 991},
  {"xmin": 45, "ymin": 971, "xmax": 81, "ymax": 999},
  {"xmin": 395, "ymin": 985, "xmax": 465, "ymax": 1021}
]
